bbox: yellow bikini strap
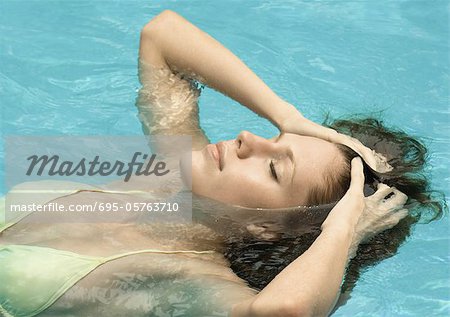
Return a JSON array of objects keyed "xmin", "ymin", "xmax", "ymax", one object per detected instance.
[{"xmin": 103, "ymin": 249, "xmax": 216, "ymax": 262}]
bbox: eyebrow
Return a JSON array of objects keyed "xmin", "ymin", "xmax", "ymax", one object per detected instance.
[{"xmin": 276, "ymin": 133, "xmax": 296, "ymax": 186}]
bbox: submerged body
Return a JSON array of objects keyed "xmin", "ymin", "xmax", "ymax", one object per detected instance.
[{"xmin": 0, "ymin": 182, "xmax": 255, "ymax": 317}]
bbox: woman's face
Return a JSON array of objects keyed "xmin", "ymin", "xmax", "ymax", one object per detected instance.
[{"xmin": 191, "ymin": 131, "xmax": 345, "ymax": 208}]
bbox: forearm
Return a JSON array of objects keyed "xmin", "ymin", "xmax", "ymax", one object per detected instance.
[
  {"xmin": 139, "ymin": 10, "xmax": 297, "ymax": 129},
  {"xmin": 244, "ymin": 226, "xmax": 353, "ymax": 317}
]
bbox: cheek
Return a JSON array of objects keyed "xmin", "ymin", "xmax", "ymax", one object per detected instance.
[
  {"xmin": 190, "ymin": 157, "xmax": 285, "ymax": 208},
  {"xmin": 217, "ymin": 166, "xmax": 281, "ymax": 207}
]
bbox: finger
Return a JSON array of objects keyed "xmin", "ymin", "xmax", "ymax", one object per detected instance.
[
  {"xmin": 371, "ymin": 183, "xmax": 394, "ymax": 200},
  {"xmin": 385, "ymin": 208, "xmax": 408, "ymax": 227},
  {"xmin": 383, "ymin": 188, "xmax": 408, "ymax": 208},
  {"xmin": 396, "ymin": 208, "xmax": 408, "ymax": 219},
  {"xmin": 349, "ymin": 157, "xmax": 364, "ymax": 191}
]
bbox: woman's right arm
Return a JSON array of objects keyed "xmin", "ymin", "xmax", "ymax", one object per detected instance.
[
  {"xmin": 139, "ymin": 10, "xmax": 298, "ymax": 131},
  {"xmin": 231, "ymin": 158, "xmax": 365, "ymax": 317},
  {"xmin": 231, "ymin": 158, "xmax": 408, "ymax": 317},
  {"xmin": 140, "ymin": 11, "xmax": 392, "ymax": 172}
]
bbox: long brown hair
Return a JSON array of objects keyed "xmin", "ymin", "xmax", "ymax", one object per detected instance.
[{"xmin": 325, "ymin": 116, "xmax": 445, "ymax": 222}]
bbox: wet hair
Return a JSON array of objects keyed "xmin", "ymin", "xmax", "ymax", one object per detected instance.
[
  {"xmin": 223, "ymin": 116, "xmax": 447, "ymax": 295},
  {"xmin": 323, "ymin": 116, "xmax": 446, "ymax": 300},
  {"xmin": 307, "ymin": 117, "xmax": 444, "ymax": 223},
  {"xmin": 306, "ymin": 144, "xmax": 354, "ymax": 206},
  {"xmin": 325, "ymin": 116, "xmax": 445, "ymax": 222}
]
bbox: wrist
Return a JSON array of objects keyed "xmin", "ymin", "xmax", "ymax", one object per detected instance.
[
  {"xmin": 348, "ymin": 230, "xmax": 364, "ymax": 259},
  {"xmin": 276, "ymin": 102, "xmax": 304, "ymax": 131},
  {"xmin": 330, "ymin": 129, "xmax": 343, "ymax": 142},
  {"xmin": 321, "ymin": 221, "xmax": 355, "ymax": 240}
]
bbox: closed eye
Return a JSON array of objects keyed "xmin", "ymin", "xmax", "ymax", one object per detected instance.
[{"xmin": 270, "ymin": 160, "xmax": 278, "ymax": 182}]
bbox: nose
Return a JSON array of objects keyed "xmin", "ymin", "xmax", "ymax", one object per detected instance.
[{"xmin": 236, "ymin": 131, "xmax": 282, "ymax": 159}]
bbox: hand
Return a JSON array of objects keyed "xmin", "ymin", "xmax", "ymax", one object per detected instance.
[
  {"xmin": 321, "ymin": 157, "xmax": 366, "ymax": 233},
  {"xmin": 278, "ymin": 105, "xmax": 393, "ymax": 173},
  {"xmin": 335, "ymin": 133, "xmax": 393, "ymax": 173},
  {"xmin": 348, "ymin": 183, "xmax": 408, "ymax": 259},
  {"xmin": 278, "ymin": 105, "xmax": 340, "ymax": 141}
]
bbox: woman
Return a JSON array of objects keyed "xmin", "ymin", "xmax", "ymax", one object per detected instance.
[{"xmin": 0, "ymin": 10, "xmax": 440, "ymax": 317}]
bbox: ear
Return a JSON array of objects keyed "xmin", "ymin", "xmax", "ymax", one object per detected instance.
[{"xmin": 246, "ymin": 223, "xmax": 282, "ymax": 241}]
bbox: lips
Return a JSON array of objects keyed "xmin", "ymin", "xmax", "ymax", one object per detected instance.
[
  {"xmin": 207, "ymin": 143, "xmax": 221, "ymax": 170},
  {"xmin": 206, "ymin": 141, "xmax": 226, "ymax": 171}
]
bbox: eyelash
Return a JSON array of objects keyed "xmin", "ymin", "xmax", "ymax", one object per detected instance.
[{"xmin": 269, "ymin": 160, "xmax": 278, "ymax": 182}]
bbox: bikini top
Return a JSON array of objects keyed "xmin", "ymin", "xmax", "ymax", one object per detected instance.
[{"xmin": 0, "ymin": 181, "xmax": 214, "ymax": 317}]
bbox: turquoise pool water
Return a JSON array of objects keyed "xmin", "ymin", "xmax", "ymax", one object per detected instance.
[{"xmin": 1, "ymin": 0, "xmax": 448, "ymax": 316}]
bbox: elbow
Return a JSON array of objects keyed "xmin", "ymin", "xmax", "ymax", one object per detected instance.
[
  {"xmin": 141, "ymin": 10, "xmax": 181, "ymax": 39},
  {"xmin": 139, "ymin": 10, "xmax": 182, "ymax": 63}
]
